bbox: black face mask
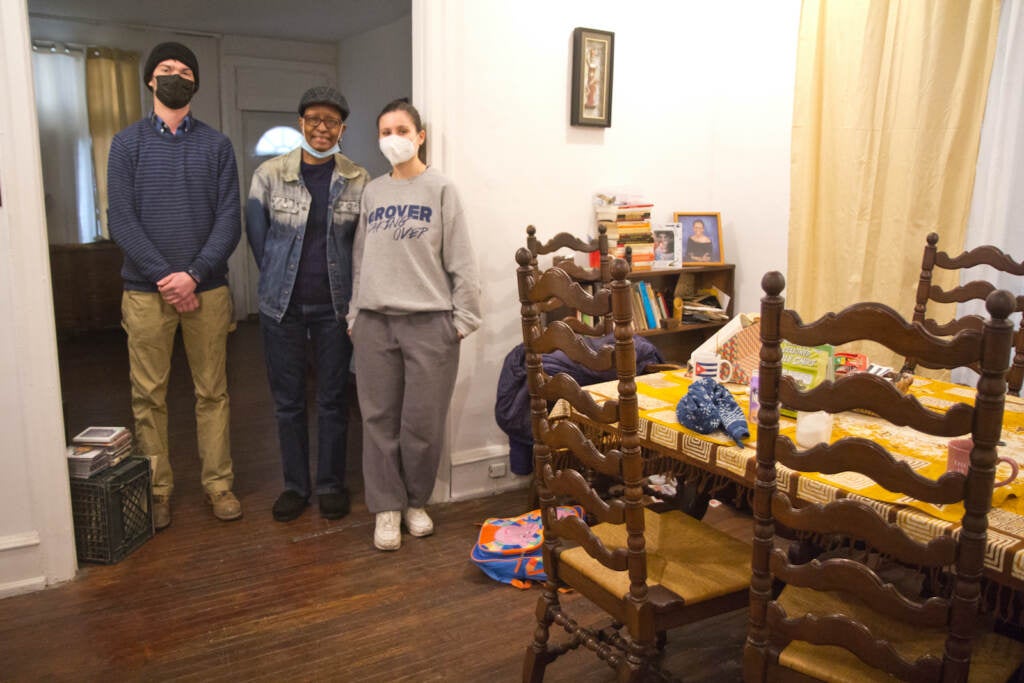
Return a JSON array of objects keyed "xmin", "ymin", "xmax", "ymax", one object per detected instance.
[{"xmin": 154, "ymin": 75, "xmax": 196, "ymax": 110}]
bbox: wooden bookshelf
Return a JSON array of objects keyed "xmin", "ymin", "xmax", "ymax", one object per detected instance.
[{"xmin": 628, "ymin": 264, "xmax": 735, "ymax": 363}]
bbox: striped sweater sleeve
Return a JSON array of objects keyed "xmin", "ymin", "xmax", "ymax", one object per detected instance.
[{"xmin": 107, "ymin": 129, "xmax": 174, "ymax": 284}]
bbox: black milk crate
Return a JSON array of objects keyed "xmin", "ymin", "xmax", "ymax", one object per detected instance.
[{"xmin": 70, "ymin": 456, "xmax": 153, "ymax": 564}]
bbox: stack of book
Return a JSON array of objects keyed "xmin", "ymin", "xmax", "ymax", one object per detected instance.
[
  {"xmin": 631, "ymin": 281, "xmax": 673, "ymax": 331},
  {"xmin": 66, "ymin": 444, "xmax": 110, "ymax": 479},
  {"xmin": 68, "ymin": 426, "xmax": 133, "ymax": 478},
  {"xmin": 613, "ymin": 204, "xmax": 655, "ymax": 270}
]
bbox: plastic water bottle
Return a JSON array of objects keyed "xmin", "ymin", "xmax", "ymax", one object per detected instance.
[{"xmin": 748, "ymin": 370, "xmax": 760, "ymax": 423}]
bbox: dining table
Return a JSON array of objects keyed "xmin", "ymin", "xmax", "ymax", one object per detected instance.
[{"xmin": 551, "ymin": 369, "xmax": 1024, "ymax": 624}]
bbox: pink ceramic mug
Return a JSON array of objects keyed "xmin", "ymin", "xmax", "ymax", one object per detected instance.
[{"xmin": 947, "ymin": 438, "xmax": 1018, "ymax": 487}]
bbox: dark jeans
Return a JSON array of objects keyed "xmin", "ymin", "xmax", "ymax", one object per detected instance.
[{"xmin": 261, "ymin": 303, "xmax": 352, "ymax": 498}]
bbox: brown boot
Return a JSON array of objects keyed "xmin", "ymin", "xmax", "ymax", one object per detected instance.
[
  {"xmin": 152, "ymin": 494, "xmax": 171, "ymax": 530},
  {"xmin": 208, "ymin": 490, "xmax": 242, "ymax": 521}
]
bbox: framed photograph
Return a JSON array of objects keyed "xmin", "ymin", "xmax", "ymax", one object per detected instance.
[
  {"xmin": 652, "ymin": 225, "xmax": 678, "ymax": 267},
  {"xmin": 673, "ymin": 212, "xmax": 724, "ymax": 265},
  {"xmin": 571, "ymin": 27, "xmax": 614, "ymax": 127}
]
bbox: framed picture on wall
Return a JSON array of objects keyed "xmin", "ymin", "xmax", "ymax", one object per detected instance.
[
  {"xmin": 571, "ymin": 27, "xmax": 614, "ymax": 127},
  {"xmin": 673, "ymin": 212, "xmax": 724, "ymax": 265}
]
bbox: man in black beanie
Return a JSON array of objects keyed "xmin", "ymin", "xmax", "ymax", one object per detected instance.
[{"xmin": 107, "ymin": 41, "xmax": 242, "ymax": 530}]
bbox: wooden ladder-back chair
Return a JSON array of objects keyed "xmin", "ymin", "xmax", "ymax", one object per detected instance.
[
  {"xmin": 516, "ymin": 248, "xmax": 750, "ymax": 683},
  {"xmin": 526, "ymin": 224, "xmax": 612, "ymax": 336},
  {"xmin": 903, "ymin": 231, "xmax": 1024, "ymax": 395},
  {"xmin": 746, "ymin": 270, "xmax": 1024, "ymax": 682}
]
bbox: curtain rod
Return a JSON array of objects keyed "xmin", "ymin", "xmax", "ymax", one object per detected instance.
[
  {"xmin": 29, "ymin": 11, "xmax": 222, "ymax": 39},
  {"xmin": 32, "ymin": 40, "xmax": 88, "ymax": 52}
]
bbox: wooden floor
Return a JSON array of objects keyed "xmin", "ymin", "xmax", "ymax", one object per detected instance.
[{"xmin": 0, "ymin": 321, "xmax": 749, "ymax": 681}]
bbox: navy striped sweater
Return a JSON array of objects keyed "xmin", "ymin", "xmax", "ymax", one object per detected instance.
[{"xmin": 107, "ymin": 117, "xmax": 241, "ymax": 292}]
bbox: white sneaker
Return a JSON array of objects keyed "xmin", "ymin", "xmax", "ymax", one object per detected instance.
[
  {"xmin": 374, "ymin": 511, "xmax": 401, "ymax": 551},
  {"xmin": 403, "ymin": 507, "xmax": 434, "ymax": 537}
]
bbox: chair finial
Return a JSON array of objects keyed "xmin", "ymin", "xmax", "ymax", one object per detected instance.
[
  {"xmin": 762, "ymin": 271, "xmax": 785, "ymax": 296},
  {"xmin": 526, "ymin": 225, "xmax": 537, "ymax": 238},
  {"xmin": 515, "ymin": 247, "xmax": 533, "ymax": 267},
  {"xmin": 987, "ymin": 289, "xmax": 1016, "ymax": 321},
  {"xmin": 610, "ymin": 258, "xmax": 629, "ymax": 280},
  {"xmin": 927, "ymin": 232, "xmax": 939, "ymax": 247}
]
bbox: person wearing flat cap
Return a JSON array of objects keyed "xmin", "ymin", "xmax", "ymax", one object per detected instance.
[
  {"xmin": 245, "ymin": 86, "xmax": 370, "ymax": 523},
  {"xmin": 107, "ymin": 41, "xmax": 242, "ymax": 530}
]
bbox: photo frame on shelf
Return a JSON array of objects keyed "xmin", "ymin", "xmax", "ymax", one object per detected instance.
[
  {"xmin": 652, "ymin": 224, "xmax": 678, "ymax": 268},
  {"xmin": 571, "ymin": 27, "xmax": 614, "ymax": 127},
  {"xmin": 673, "ymin": 212, "xmax": 724, "ymax": 265}
]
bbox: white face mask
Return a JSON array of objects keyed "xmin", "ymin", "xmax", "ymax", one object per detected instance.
[
  {"xmin": 300, "ymin": 137, "xmax": 339, "ymax": 159},
  {"xmin": 379, "ymin": 134, "xmax": 417, "ymax": 165}
]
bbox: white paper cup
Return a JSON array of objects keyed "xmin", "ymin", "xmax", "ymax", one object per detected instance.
[{"xmin": 796, "ymin": 411, "xmax": 833, "ymax": 448}]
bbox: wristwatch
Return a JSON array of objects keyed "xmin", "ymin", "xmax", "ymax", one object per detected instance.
[{"xmin": 186, "ymin": 268, "xmax": 201, "ymax": 285}]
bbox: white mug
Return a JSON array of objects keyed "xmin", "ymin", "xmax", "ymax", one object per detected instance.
[{"xmin": 691, "ymin": 350, "xmax": 734, "ymax": 382}]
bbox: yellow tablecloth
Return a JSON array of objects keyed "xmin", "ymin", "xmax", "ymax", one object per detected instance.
[{"xmin": 562, "ymin": 371, "xmax": 1024, "ymax": 592}]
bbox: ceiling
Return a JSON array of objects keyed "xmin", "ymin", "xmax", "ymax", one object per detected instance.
[{"xmin": 27, "ymin": 0, "xmax": 411, "ymax": 43}]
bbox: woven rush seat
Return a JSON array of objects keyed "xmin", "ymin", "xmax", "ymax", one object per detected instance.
[
  {"xmin": 560, "ymin": 507, "xmax": 750, "ymax": 608},
  {"xmin": 775, "ymin": 586, "xmax": 1024, "ymax": 683}
]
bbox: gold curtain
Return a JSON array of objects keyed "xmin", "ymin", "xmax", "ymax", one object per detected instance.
[
  {"xmin": 788, "ymin": 0, "xmax": 1001, "ymax": 367},
  {"xmin": 85, "ymin": 47, "xmax": 141, "ymax": 239}
]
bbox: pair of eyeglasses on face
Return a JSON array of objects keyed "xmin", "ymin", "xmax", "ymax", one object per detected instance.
[{"xmin": 303, "ymin": 116, "xmax": 342, "ymax": 130}]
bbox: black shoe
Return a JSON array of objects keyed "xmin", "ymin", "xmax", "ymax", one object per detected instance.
[
  {"xmin": 272, "ymin": 490, "xmax": 308, "ymax": 522},
  {"xmin": 319, "ymin": 490, "xmax": 351, "ymax": 520}
]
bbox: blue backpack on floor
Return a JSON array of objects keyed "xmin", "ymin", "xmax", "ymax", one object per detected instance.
[{"xmin": 470, "ymin": 506, "xmax": 585, "ymax": 589}]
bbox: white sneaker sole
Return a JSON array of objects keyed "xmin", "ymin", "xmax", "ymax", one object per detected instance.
[
  {"xmin": 406, "ymin": 524, "xmax": 433, "ymax": 538},
  {"xmin": 374, "ymin": 535, "xmax": 401, "ymax": 551}
]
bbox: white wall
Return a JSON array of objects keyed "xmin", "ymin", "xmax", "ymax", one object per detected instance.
[
  {"xmin": 413, "ymin": 0, "xmax": 799, "ymax": 467},
  {"xmin": 339, "ymin": 14, "xmax": 412, "ymax": 178}
]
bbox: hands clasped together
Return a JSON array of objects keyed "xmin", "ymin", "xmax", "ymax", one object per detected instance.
[{"xmin": 157, "ymin": 271, "xmax": 199, "ymax": 312}]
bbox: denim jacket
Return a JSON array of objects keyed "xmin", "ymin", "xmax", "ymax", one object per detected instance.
[{"xmin": 245, "ymin": 147, "xmax": 369, "ymax": 323}]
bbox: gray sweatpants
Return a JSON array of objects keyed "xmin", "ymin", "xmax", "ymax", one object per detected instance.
[{"xmin": 352, "ymin": 310, "xmax": 461, "ymax": 513}]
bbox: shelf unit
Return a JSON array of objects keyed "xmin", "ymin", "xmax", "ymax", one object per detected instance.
[{"xmin": 629, "ymin": 263, "xmax": 735, "ymax": 363}]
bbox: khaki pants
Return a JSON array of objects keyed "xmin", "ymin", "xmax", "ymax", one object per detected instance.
[{"xmin": 121, "ymin": 287, "xmax": 234, "ymax": 496}]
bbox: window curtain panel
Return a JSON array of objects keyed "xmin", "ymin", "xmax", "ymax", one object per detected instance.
[
  {"xmin": 85, "ymin": 47, "xmax": 140, "ymax": 240},
  {"xmin": 788, "ymin": 0, "xmax": 1001, "ymax": 368},
  {"xmin": 953, "ymin": 1, "xmax": 1024, "ymax": 385},
  {"xmin": 31, "ymin": 45, "xmax": 99, "ymax": 244}
]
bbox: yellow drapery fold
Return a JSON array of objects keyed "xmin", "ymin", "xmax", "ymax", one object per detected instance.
[
  {"xmin": 85, "ymin": 47, "xmax": 140, "ymax": 239},
  {"xmin": 788, "ymin": 0, "xmax": 1001, "ymax": 367}
]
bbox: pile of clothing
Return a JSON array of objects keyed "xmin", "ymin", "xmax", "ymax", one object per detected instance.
[{"xmin": 494, "ymin": 334, "xmax": 664, "ymax": 475}]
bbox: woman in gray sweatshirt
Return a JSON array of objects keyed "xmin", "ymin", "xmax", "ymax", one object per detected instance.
[{"xmin": 348, "ymin": 99, "xmax": 481, "ymax": 551}]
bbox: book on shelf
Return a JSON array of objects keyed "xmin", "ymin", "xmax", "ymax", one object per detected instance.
[
  {"xmin": 616, "ymin": 220, "xmax": 652, "ymax": 236},
  {"xmin": 637, "ymin": 283, "xmax": 658, "ymax": 329},
  {"xmin": 631, "ymin": 286, "xmax": 647, "ymax": 331},
  {"xmin": 615, "ymin": 204, "xmax": 654, "ymax": 222}
]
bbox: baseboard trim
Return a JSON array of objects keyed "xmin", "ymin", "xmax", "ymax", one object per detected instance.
[
  {"xmin": 0, "ymin": 531, "xmax": 41, "ymax": 553},
  {"xmin": 0, "ymin": 575, "xmax": 47, "ymax": 599}
]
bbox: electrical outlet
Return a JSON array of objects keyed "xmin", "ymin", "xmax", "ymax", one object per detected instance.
[{"xmin": 488, "ymin": 462, "xmax": 507, "ymax": 478}]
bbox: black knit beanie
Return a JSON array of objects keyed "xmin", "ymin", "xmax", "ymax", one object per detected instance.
[{"xmin": 143, "ymin": 42, "xmax": 200, "ymax": 92}]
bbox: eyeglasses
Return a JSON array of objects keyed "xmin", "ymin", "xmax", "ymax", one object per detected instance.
[{"xmin": 303, "ymin": 115, "xmax": 342, "ymax": 130}]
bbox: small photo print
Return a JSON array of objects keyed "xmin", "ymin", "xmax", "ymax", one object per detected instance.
[{"xmin": 653, "ymin": 226, "xmax": 677, "ymax": 266}]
